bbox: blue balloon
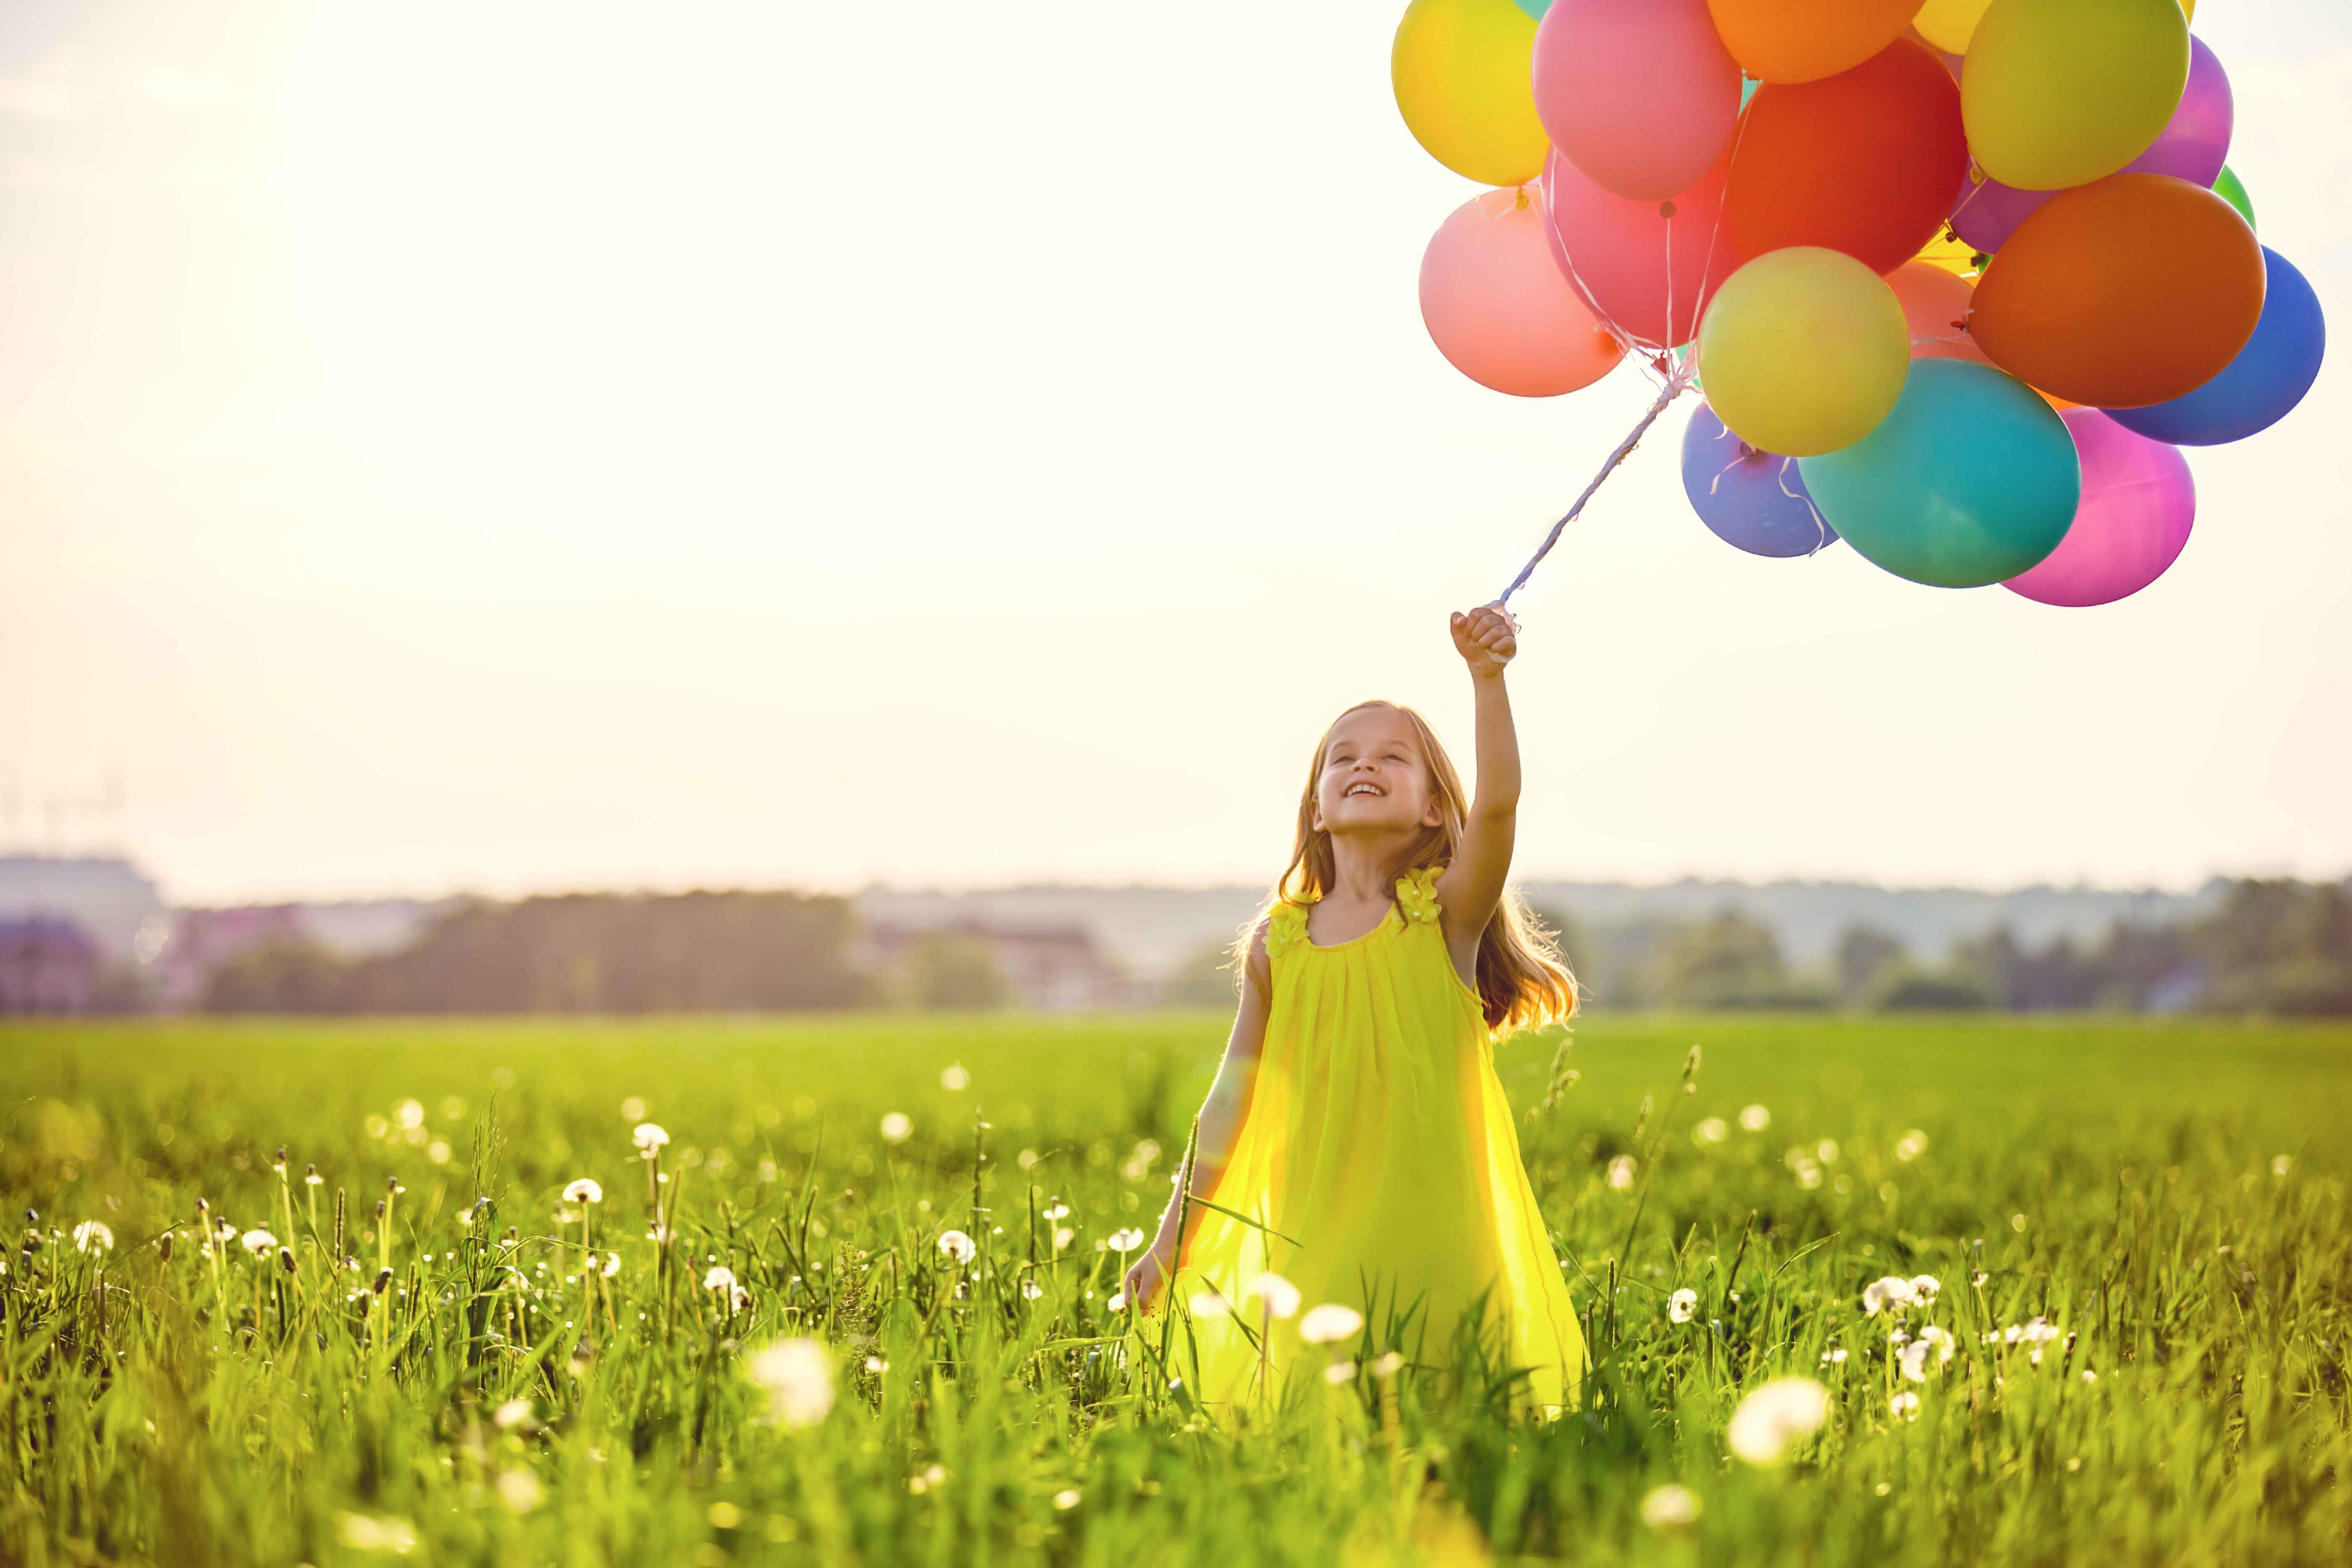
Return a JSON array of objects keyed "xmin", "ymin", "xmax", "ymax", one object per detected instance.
[
  {"xmin": 1679, "ymin": 402, "xmax": 1838, "ymax": 559},
  {"xmin": 1799, "ymin": 360, "xmax": 2081, "ymax": 589},
  {"xmin": 2103, "ymin": 247, "xmax": 2324, "ymax": 446}
]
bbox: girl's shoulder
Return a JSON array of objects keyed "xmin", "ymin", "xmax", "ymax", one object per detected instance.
[
  {"xmin": 1263, "ymin": 900, "xmax": 1310, "ymax": 961},
  {"xmin": 1395, "ymin": 864, "xmax": 1444, "ymax": 927}
]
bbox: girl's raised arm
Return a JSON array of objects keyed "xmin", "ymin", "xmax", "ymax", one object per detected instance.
[
  {"xmin": 1433, "ymin": 605, "xmax": 1520, "ymax": 977},
  {"xmin": 1123, "ymin": 919, "xmax": 1272, "ymax": 1312}
]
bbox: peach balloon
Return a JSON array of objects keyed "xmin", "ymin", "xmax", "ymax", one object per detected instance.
[
  {"xmin": 1887, "ymin": 261, "xmax": 1986, "ymax": 362},
  {"xmin": 1533, "ymin": 0, "xmax": 1743, "ymax": 202},
  {"xmin": 1970, "ymin": 173, "xmax": 2264, "ymax": 408},
  {"xmin": 1420, "ymin": 186, "xmax": 1628, "ymax": 397},
  {"xmin": 1706, "ymin": 0, "xmax": 1930, "ymax": 84}
]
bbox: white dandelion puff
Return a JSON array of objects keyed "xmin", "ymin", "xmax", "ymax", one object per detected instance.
[
  {"xmin": 1862, "ymin": 1276, "xmax": 1916, "ymax": 1316},
  {"xmin": 879, "ymin": 1113, "xmax": 912, "ymax": 1144},
  {"xmin": 1640, "ymin": 1484, "xmax": 1702, "ymax": 1529},
  {"xmin": 1107, "ymin": 1228, "xmax": 1146, "ymax": 1252},
  {"xmin": 563, "ymin": 1179, "xmax": 603, "ymax": 1204},
  {"xmin": 1890, "ymin": 1390, "xmax": 1922, "ymax": 1421},
  {"xmin": 73, "ymin": 1221, "xmax": 114, "ymax": 1255},
  {"xmin": 1189, "ymin": 1291, "xmax": 1232, "ymax": 1319},
  {"xmin": 1668, "ymin": 1288, "xmax": 1699, "ymax": 1325},
  {"xmin": 936, "ymin": 1230, "xmax": 976, "ymax": 1265},
  {"xmin": 1726, "ymin": 1377, "xmax": 1829, "ymax": 1466},
  {"xmin": 632, "ymin": 1123, "xmax": 670, "ymax": 1154},
  {"xmin": 1324, "ymin": 1360, "xmax": 1358, "ymax": 1384},
  {"xmin": 600, "ymin": 1251, "xmax": 622, "ymax": 1278},
  {"xmin": 746, "ymin": 1338, "xmax": 836, "ymax": 1427},
  {"xmin": 241, "ymin": 1229, "xmax": 277, "ymax": 1258},
  {"xmin": 1244, "ymin": 1272, "xmax": 1302, "ymax": 1320},
  {"xmin": 704, "ymin": 1265, "xmax": 738, "ymax": 1293},
  {"xmin": 1908, "ymin": 1274, "xmax": 1942, "ymax": 1306},
  {"xmin": 1298, "ymin": 1304, "xmax": 1365, "ymax": 1344}
]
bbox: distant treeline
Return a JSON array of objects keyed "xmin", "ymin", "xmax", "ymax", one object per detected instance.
[
  {"xmin": 1544, "ymin": 878, "xmax": 2352, "ymax": 1016},
  {"xmin": 202, "ymin": 892, "xmax": 862, "ymax": 1014}
]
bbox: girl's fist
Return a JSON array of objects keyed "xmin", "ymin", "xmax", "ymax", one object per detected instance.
[{"xmin": 1451, "ymin": 604, "xmax": 1518, "ymax": 678}]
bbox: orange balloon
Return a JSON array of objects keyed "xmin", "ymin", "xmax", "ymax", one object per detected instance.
[
  {"xmin": 1970, "ymin": 173, "xmax": 2264, "ymax": 409},
  {"xmin": 1887, "ymin": 261, "xmax": 1985, "ymax": 363},
  {"xmin": 1706, "ymin": 0, "xmax": 1928, "ymax": 84},
  {"xmin": 1724, "ymin": 39, "xmax": 1969, "ymax": 275}
]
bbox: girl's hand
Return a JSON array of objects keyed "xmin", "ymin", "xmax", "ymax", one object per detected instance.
[
  {"xmin": 1122, "ymin": 1236, "xmax": 1175, "ymax": 1312},
  {"xmin": 1451, "ymin": 604, "xmax": 1518, "ymax": 680}
]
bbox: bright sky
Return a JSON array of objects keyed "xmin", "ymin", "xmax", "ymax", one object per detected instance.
[{"xmin": 0, "ymin": 0, "xmax": 2345, "ymax": 905}]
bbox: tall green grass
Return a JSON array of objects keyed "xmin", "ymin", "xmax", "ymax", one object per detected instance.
[{"xmin": 2, "ymin": 1013, "xmax": 2347, "ymax": 1565}]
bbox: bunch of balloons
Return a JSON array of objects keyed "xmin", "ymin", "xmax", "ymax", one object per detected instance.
[{"xmin": 1399, "ymin": 0, "xmax": 2325, "ymax": 607}]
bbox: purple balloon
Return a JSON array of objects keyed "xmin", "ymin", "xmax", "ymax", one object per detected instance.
[
  {"xmin": 1953, "ymin": 36, "xmax": 2232, "ymax": 252},
  {"xmin": 2003, "ymin": 410, "xmax": 2195, "ymax": 608},
  {"xmin": 1680, "ymin": 402, "xmax": 1838, "ymax": 559}
]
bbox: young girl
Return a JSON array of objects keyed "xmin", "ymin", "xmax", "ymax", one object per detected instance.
[{"xmin": 1123, "ymin": 605, "xmax": 1584, "ymax": 1407}]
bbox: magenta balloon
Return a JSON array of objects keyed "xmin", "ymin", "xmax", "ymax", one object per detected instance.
[
  {"xmin": 1543, "ymin": 147, "xmax": 1746, "ymax": 348},
  {"xmin": 2003, "ymin": 409, "xmax": 2195, "ymax": 607},
  {"xmin": 1954, "ymin": 37, "xmax": 2232, "ymax": 253},
  {"xmin": 1533, "ymin": 0, "xmax": 1742, "ymax": 202}
]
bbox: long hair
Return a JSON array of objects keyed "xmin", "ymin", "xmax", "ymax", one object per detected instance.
[{"xmin": 1259, "ymin": 700, "xmax": 1576, "ymax": 1035}]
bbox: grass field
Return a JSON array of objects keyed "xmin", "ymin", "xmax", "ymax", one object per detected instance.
[{"xmin": 2, "ymin": 1011, "xmax": 2348, "ymax": 1566}]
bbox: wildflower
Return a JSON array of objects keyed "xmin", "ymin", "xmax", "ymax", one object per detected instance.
[
  {"xmin": 865, "ymin": 1356, "xmax": 888, "ymax": 1372},
  {"xmin": 273, "ymin": 1148, "xmax": 288, "ymax": 1175},
  {"xmin": 879, "ymin": 1113, "xmax": 912, "ymax": 1144},
  {"xmin": 1668, "ymin": 1288, "xmax": 1698, "ymax": 1324},
  {"xmin": 495, "ymin": 1469, "xmax": 544, "ymax": 1513},
  {"xmin": 1606, "ymin": 1156, "xmax": 1637, "ymax": 1191},
  {"xmin": 1052, "ymin": 1227, "xmax": 1075, "ymax": 1251},
  {"xmin": 241, "ymin": 1229, "xmax": 277, "ymax": 1258},
  {"xmin": 907, "ymin": 1463, "xmax": 947, "ymax": 1495},
  {"xmin": 1820, "ymin": 1347, "xmax": 1848, "ymax": 1365},
  {"xmin": 1908, "ymin": 1274, "xmax": 1941, "ymax": 1306},
  {"xmin": 1044, "ymin": 1202, "xmax": 1070, "ymax": 1220},
  {"xmin": 1324, "ymin": 1360, "xmax": 1357, "ymax": 1384},
  {"xmin": 1107, "ymin": 1291, "xmax": 1128, "ymax": 1311},
  {"xmin": 1298, "ymin": 1303, "xmax": 1365, "ymax": 1344},
  {"xmin": 563, "ymin": 1179, "xmax": 603, "ymax": 1204},
  {"xmin": 1190, "ymin": 1291, "xmax": 1232, "ymax": 1318},
  {"xmin": 1899, "ymin": 1328, "xmax": 1954, "ymax": 1382},
  {"xmin": 1727, "ymin": 1378, "xmax": 1829, "ymax": 1465},
  {"xmin": 937, "ymin": 1230, "xmax": 976, "ymax": 1264},
  {"xmin": 1894, "ymin": 1130, "xmax": 1929, "ymax": 1162},
  {"xmin": 1693, "ymin": 1118, "xmax": 1727, "ymax": 1145},
  {"xmin": 704, "ymin": 1265, "xmax": 738, "ymax": 1293},
  {"xmin": 493, "ymin": 1399, "xmax": 534, "ymax": 1429},
  {"xmin": 632, "ymin": 1123, "xmax": 669, "ymax": 1154},
  {"xmin": 1970, "ymin": 1270, "xmax": 1989, "ymax": 1287},
  {"xmin": 1889, "ymin": 1390, "xmax": 1921, "ymax": 1421},
  {"xmin": 940, "ymin": 1064, "xmax": 970, "ymax": 1091},
  {"xmin": 1052, "ymin": 1489, "xmax": 1082, "ymax": 1510},
  {"xmin": 1244, "ymin": 1272, "xmax": 1302, "ymax": 1319},
  {"xmin": 746, "ymin": 1338, "xmax": 836, "ymax": 1427},
  {"xmin": 731, "ymin": 1283, "xmax": 753, "ymax": 1311},
  {"xmin": 1107, "ymin": 1228, "xmax": 1146, "ymax": 1252},
  {"xmin": 1862, "ymin": 1276, "xmax": 1916, "ymax": 1316},
  {"xmin": 306, "ymin": 1164, "xmax": 323, "ymax": 1186},
  {"xmin": 2082, "ymin": 1369, "xmax": 2099, "ymax": 1383},
  {"xmin": 1020, "ymin": 1279, "xmax": 1044, "ymax": 1301},
  {"xmin": 600, "ymin": 1252, "xmax": 622, "ymax": 1278},
  {"xmin": 1739, "ymin": 1104, "xmax": 1771, "ymax": 1131},
  {"xmin": 1639, "ymin": 1484, "xmax": 1703, "ymax": 1529},
  {"xmin": 73, "ymin": 1221, "xmax": 113, "ymax": 1255}
]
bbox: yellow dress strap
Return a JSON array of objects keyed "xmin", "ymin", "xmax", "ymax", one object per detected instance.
[
  {"xmin": 1395, "ymin": 865, "xmax": 1444, "ymax": 926},
  {"xmin": 1263, "ymin": 900, "xmax": 1310, "ymax": 961}
]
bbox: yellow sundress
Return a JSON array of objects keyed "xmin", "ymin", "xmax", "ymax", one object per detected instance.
[{"xmin": 1163, "ymin": 865, "xmax": 1585, "ymax": 1408}]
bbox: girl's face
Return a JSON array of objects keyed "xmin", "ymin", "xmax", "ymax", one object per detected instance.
[{"xmin": 1311, "ymin": 707, "xmax": 1443, "ymax": 838}]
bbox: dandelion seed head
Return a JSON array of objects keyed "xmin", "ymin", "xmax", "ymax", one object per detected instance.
[
  {"xmin": 1372, "ymin": 1351, "xmax": 1405, "ymax": 1379},
  {"xmin": 1107, "ymin": 1227, "xmax": 1146, "ymax": 1252},
  {"xmin": 632, "ymin": 1123, "xmax": 669, "ymax": 1154},
  {"xmin": 1020, "ymin": 1279, "xmax": 1043, "ymax": 1301},
  {"xmin": 936, "ymin": 1230, "xmax": 976, "ymax": 1265},
  {"xmin": 241, "ymin": 1229, "xmax": 277, "ymax": 1258},
  {"xmin": 1298, "ymin": 1303, "xmax": 1365, "ymax": 1344},
  {"xmin": 1639, "ymin": 1484, "xmax": 1702, "ymax": 1529},
  {"xmin": 1820, "ymin": 1347, "xmax": 1848, "ymax": 1365},
  {"xmin": 879, "ymin": 1113, "xmax": 912, "ymax": 1144},
  {"xmin": 1244, "ymin": 1272, "xmax": 1301, "ymax": 1320},
  {"xmin": 1668, "ymin": 1288, "xmax": 1698, "ymax": 1325},
  {"xmin": 1107, "ymin": 1291, "xmax": 1128, "ymax": 1311},
  {"xmin": 1044, "ymin": 1203, "xmax": 1070, "ymax": 1221},
  {"xmin": 1190, "ymin": 1291, "xmax": 1232, "ymax": 1318},
  {"xmin": 704, "ymin": 1265, "xmax": 738, "ymax": 1292},
  {"xmin": 1324, "ymin": 1360, "xmax": 1357, "ymax": 1384},
  {"xmin": 563, "ymin": 1178, "xmax": 603, "ymax": 1204},
  {"xmin": 601, "ymin": 1251, "xmax": 622, "ymax": 1278},
  {"xmin": 1909, "ymin": 1274, "xmax": 1941, "ymax": 1305},
  {"xmin": 1726, "ymin": 1377, "xmax": 1829, "ymax": 1465},
  {"xmin": 1890, "ymin": 1390, "xmax": 1921, "ymax": 1421},
  {"xmin": 72, "ymin": 1221, "xmax": 113, "ymax": 1255},
  {"xmin": 1862, "ymin": 1276, "xmax": 1915, "ymax": 1316},
  {"xmin": 1052, "ymin": 1227, "xmax": 1075, "ymax": 1251},
  {"xmin": 746, "ymin": 1338, "xmax": 836, "ymax": 1427}
]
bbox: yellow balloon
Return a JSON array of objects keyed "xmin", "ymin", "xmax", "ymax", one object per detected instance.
[
  {"xmin": 1914, "ymin": 0, "xmax": 1996, "ymax": 52},
  {"xmin": 1911, "ymin": 225, "xmax": 1983, "ymax": 278},
  {"xmin": 1962, "ymin": 0, "xmax": 2189, "ymax": 192},
  {"xmin": 1392, "ymin": 0, "xmax": 1549, "ymax": 188},
  {"xmin": 1696, "ymin": 248, "xmax": 1910, "ymax": 458}
]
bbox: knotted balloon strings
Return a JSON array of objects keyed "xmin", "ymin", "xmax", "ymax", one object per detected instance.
[
  {"xmin": 1495, "ymin": 356, "xmax": 1698, "ymax": 606},
  {"xmin": 1703, "ymin": 424, "xmax": 1834, "ymax": 556}
]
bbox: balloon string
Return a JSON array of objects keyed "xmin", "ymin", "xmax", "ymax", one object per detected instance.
[
  {"xmin": 1495, "ymin": 359, "xmax": 1698, "ymax": 606},
  {"xmin": 1776, "ymin": 455, "xmax": 1833, "ymax": 555}
]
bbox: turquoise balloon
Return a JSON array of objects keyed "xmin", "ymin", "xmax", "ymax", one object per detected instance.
[
  {"xmin": 1798, "ymin": 360, "xmax": 2081, "ymax": 589},
  {"xmin": 1508, "ymin": 0, "xmax": 1552, "ymax": 16}
]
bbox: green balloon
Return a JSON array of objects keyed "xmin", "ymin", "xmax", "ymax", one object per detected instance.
[
  {"xmin": 1799, "ymin": 361, "xmax": 2082, "ymax": 590},
  {"xmin": 2213, "ymin": 165, "xmax": 2256, "ymax": 232}
]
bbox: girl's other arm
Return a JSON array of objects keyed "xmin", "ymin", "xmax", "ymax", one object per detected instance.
[
  {"xmin": 1123, "ymin": 921, "xmax": 1272, "ymax": 1311},
  {"xmin": 1434, "ymin": 605, "xmax": 1519, "ymax": 974}
]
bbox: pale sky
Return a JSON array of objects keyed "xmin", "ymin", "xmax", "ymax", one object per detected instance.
[{"xmin": 0, "ymin": 0, "xmax": 2346, "ymax": 905}]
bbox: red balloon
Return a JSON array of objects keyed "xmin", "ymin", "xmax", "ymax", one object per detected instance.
[
  {"xmin": 1543, "ymin": 147, "xmax": 1749, "ymax": 348},
  {"xmin": 1725, "ymin": 39, "xmax": 1971, "ymax": 275}
]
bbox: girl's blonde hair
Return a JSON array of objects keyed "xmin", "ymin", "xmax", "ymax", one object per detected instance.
[{"xmin": 1261, "ymin": 700, "xmax": 1576, "ymax": 1035}]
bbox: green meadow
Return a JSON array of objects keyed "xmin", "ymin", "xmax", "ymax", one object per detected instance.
[{"xmin": 2, "ymin": 1012, "xmax": 2347, "ymax": 1566}]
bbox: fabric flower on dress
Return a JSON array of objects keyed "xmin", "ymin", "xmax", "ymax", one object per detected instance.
[{"xmin": 1396, "ymin": 868, "xmax": 1443, "ymax": 925}]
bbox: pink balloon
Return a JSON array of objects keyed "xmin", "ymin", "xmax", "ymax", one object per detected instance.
[
  {"xmin": 1419, "ymin": 186, "xmax": 1627, "ymax": 398},
  {"xmin": 1543, "ymin": 147, "xmax": 1747, "ymax": 348},
  {"xmin": 1533, "ymin": 0, "xmax": 1742, "ymax": 202},
  {"xmin": 2003, "ymin": 409, "xmax": 2195, "ymax": 607},
  {"xmin": 1953, "ymin": 37, "xmax": 2232, "ymax": 251}
]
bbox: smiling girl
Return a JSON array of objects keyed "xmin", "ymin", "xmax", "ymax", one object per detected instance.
[{"xmin": 1123, "ymin": 605, "xmax": 1584, "ymax": 1406}]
